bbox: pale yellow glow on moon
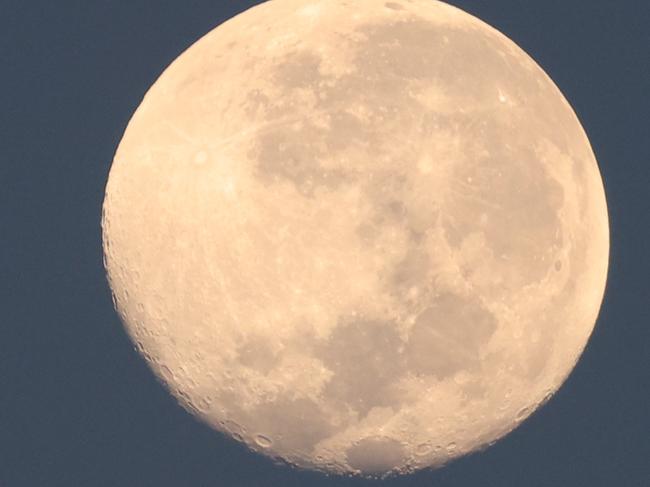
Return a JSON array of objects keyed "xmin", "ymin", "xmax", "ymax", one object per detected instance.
[{"xmin": 102, "ymin": 0, "xmax": 609, "ymax": 477}]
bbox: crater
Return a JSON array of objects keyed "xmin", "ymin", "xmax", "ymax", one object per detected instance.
[
  {"xmin": 346, "ymin": 436, "xmax": 406, "ymax": 476},
  {"xmin": 193, "ymin": 150, "xmax": 209, "ymax": 165},
  {"xmin": 255, "ymin": 434, "xmax": 273, "ymax": 448},
  {"xmin": 385, "ymin": 2, "xmax": 404, "ymax": 11}
]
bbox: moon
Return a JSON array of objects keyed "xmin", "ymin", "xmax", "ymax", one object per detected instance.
[{"xmin": 102, "ymin": 0, "xmax": 609, "ymax": 477}]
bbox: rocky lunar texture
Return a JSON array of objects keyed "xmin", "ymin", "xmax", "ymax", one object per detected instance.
[{"xmin": 102, "ymin": 0, "xmax": 609, "ymax": 477}]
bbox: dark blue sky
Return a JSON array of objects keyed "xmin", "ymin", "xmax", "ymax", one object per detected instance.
[{"xmin": 2, "ymin": 1, "xmax": 648, "ymax": 486}]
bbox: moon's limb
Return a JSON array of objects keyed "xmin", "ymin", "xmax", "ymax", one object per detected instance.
[{"xmin": 102, "ymin": 0, "xmax": 609, "ymax": 477}]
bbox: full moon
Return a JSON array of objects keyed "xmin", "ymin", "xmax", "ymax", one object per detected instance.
[{"xmin": 102, "ymin": 0, "xmax": 609, "ymax": 477}]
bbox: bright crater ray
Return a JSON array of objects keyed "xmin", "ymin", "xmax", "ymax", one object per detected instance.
[{"xmin": 102, "ymin": 0, "xmax": 609, "ymax": 477}]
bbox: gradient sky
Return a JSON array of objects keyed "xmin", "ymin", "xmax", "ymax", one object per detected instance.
[{"xmin": 2, "ymin": 1, "xmax": 648, "ymax": 486}]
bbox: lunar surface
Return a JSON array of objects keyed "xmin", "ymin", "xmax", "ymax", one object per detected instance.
[{"xmin": 102, "ymin": 0, "xmax": 609, "ymax": 477}]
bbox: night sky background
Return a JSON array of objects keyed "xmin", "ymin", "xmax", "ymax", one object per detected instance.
[{"xmin": 2, "ymin": 1, "xmax": 649, "ymax": 486}]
